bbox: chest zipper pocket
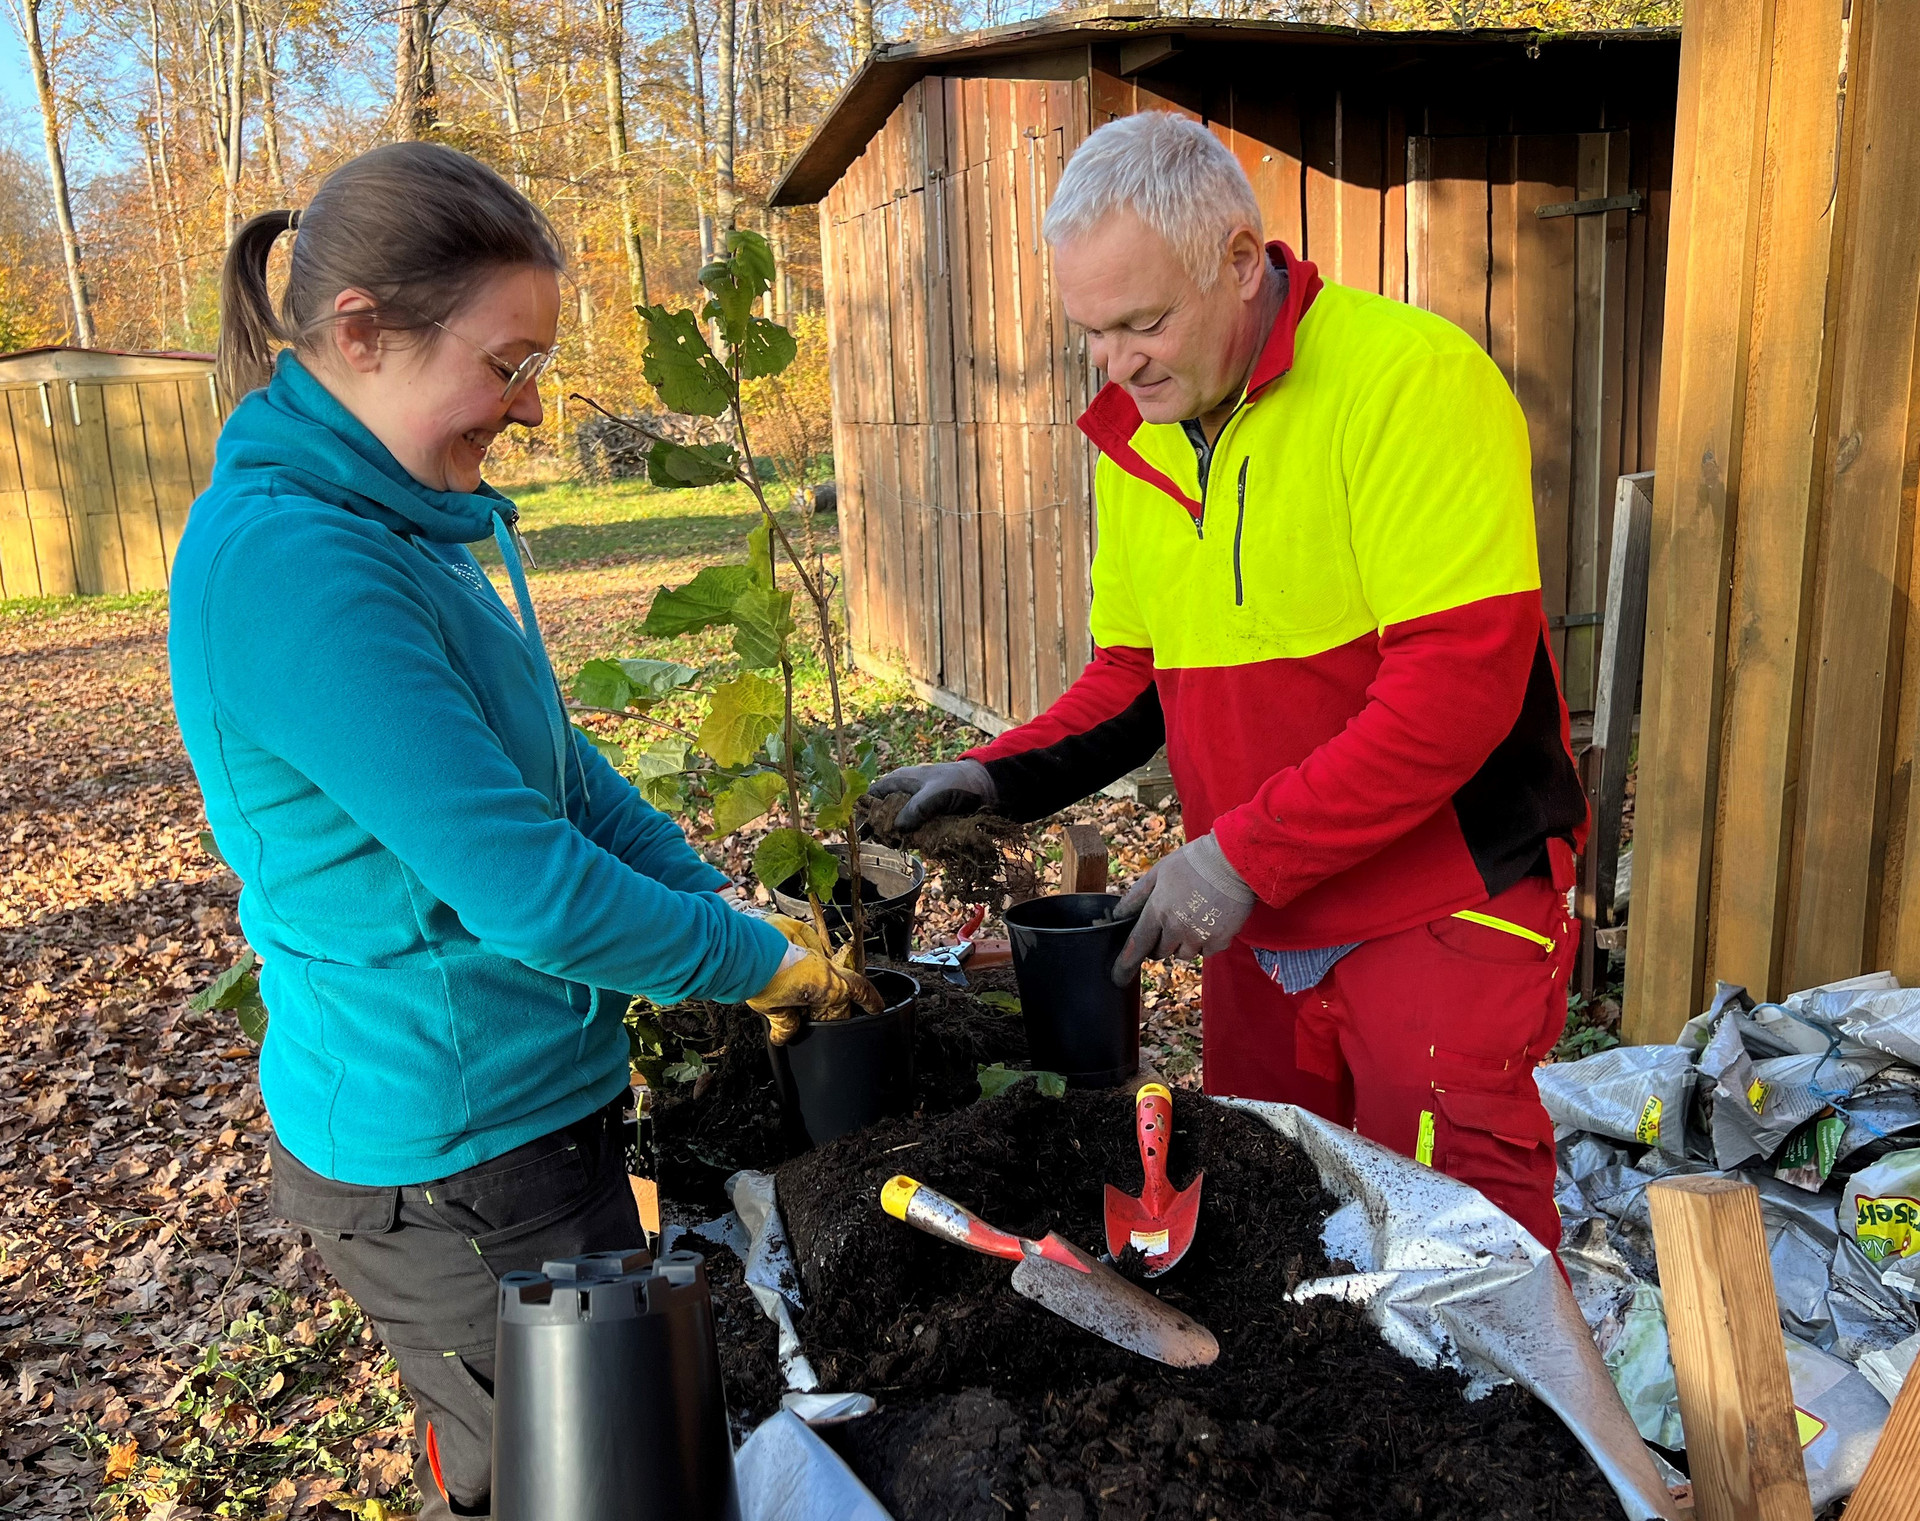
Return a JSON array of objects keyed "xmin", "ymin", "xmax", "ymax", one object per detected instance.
[{"xmin": 1233, "ymin": 458, "xmax": 1250, "ymax": 607}]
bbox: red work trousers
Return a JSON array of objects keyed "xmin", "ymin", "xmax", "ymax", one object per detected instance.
[{"xmin": 1201, "ymin": 872, "xmax": 1574, "ymax": 1252}]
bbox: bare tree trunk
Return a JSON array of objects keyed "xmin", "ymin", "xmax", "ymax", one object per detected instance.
[
  {"xmin": 248, "ymin": 4, "xmax": 285, "ymax": 197},
  {"xmin": 685, "ymin": 0, "xmax": 713, "ymax": 261},
  {"xmin": 147, "ymin": 0, "xmax": 194, "ymax": 321},
  {"xmin": 715, "ymin": 0, "xmax": 736, "ymax": 229},
  {"xmin": 141, "ymin": 121, "xmax": 170, "ymax": 341},
  {"xmin": 485, "ymin": 24, "xmax": 529, "ymax": 191},
  {"xmin": 602, "ymin": 0, "xmax": 647, "ymax": 309},
  {"xmin": 558, "ymin": 0, "xmax": 595, "ymax": 355},
  {"xmin": 222, "ymin": 0, "xmax": 246, "ymax": 237},
  {"xmin": 11, "ymin": 0, "xmax": 94, "ymax": 346},
  {"xmin": 394, "ymin": 0, "xmax": 436, "ymax": 138},
  {"xmin": 853, "ymin": 0, "xmax": 872, "ymax": 55}
]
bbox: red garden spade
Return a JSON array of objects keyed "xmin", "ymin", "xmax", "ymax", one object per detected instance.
[{"xmin": 1104, "ymin": 1082, "xmax": 1204, "ymax": 1276}]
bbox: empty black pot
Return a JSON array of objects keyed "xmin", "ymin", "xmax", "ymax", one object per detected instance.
[
  {"xmin": 1005, "ymin": 892, "xmax": 1141, "ymax": 1088},
  {"xmin": 770, "ymin": 843, "xmax": 925, "ymax": 959},
  {"xmin": 492, "ymin": 1248, "xmax": 737, "ymax": 1521},
  {"xmin": 766, "ymin": 967, "xmax": 918, "ymax": 1146}
]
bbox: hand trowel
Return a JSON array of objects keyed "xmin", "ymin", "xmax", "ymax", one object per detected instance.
[
  {"xmin": 880, "ymin": 1175, "xmax": 1218, "ymax": 1368},
  {"xmin": 1103, "ymin": 1083, "xmax": 1203, "ymax": 1276}
]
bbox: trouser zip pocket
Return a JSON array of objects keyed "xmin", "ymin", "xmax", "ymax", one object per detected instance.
[{"xmin": 1449, "ymin": 908, "xmax": 1557, "ymax": 954}]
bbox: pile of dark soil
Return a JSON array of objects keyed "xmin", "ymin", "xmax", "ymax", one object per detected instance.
[
  {"xmin": 649, "ymin": 969, "xmax": 1030, "ymax": 1217},
  {"xmin": 775, "ymin": 1086, "xmax": 1623, "ymax": 1521},
  {"xmin": 702, "ymin": 1243, "xmax": 787, "ymax": 1434},
  {"xmin": 863, "ymin": 791, "xmax": 1040, "ymax": 905}
]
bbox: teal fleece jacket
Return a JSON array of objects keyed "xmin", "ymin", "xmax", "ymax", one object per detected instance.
[{"xmin": 169, "ymin": 353, "xmax": 788, "ymax": 1185}]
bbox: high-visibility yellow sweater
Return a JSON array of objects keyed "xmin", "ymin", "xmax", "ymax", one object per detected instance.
[{"xmin": 967, "ymin": 245, "xmax": 1586, "ymax": 950}]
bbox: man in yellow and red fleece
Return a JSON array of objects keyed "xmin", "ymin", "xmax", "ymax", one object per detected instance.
[{"xmin": 870, "ymin": 111, "xmax": 1587, "ymax": 1251}]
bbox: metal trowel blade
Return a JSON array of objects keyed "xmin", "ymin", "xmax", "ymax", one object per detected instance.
[{"xmin": 1008, "ymin": 1233, "xmax": 1219, "ymax": 1367}]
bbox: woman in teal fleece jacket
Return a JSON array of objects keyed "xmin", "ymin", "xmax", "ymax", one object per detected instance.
[{"xmin": 168, "ymin": 144, "xmax": 821, "ymax": 1517}]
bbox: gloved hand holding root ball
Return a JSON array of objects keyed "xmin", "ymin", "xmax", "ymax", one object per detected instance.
[{"xmin": 748, "ymin": 915, "xmax": 884, "ymax": 1044}]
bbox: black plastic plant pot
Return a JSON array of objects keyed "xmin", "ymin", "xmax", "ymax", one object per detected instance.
[
  {"xmin": 492, "ymin": 1248, "xmax": 738, "ymax": 1521},
  {"xmin": 766, "ymin": 967, "xmax": 919, "ymax": 1146},
  {"xmin": 1005, "ymin": 892, "xmax": 1141, "ymax": 1088},
  {"xmin": 770, "ymin": 842, "xmax": 926, "ymax": 959}
]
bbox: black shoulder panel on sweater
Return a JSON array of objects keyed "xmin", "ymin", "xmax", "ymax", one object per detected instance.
[
  {"xmin": 980, "ymin": 685, "xmax": 1168, "ymax": 823},
  {"xmin": 1450, "ymin": 632, "xmax": 1587, "ymax": 897}
]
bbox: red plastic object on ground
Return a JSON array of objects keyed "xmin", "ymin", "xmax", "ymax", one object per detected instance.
[{"xmin": 1103, "ymin": 1083, "xmax": 1204, "ymax": 1276}]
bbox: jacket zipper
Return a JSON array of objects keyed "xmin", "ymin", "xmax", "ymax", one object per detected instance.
[
  {"xmin": 1189, "ymin": 393, "xmax": 1253, "ymax": 539},
  {"xmin": 1233, "ymin": 458, "xmax": 1249, "ymax": 607}
]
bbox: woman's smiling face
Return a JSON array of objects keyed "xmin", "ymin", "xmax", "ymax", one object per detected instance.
[{"xmin": 323, "ymin": 263, "xmax": 562, "ymax": 493}]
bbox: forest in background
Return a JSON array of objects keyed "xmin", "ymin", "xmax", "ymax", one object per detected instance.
[{"xmin": 0, "ymin": 0, "xmax": 1680, "ymax": 459}]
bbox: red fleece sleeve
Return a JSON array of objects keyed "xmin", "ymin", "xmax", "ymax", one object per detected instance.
[
  {"xmin": 1209, "ymin": 593, "xmax": 1541, "ymax": 908},
  {"xmin": 964, "ymin": 645, "xmax": 1156, "ymax": 761}
]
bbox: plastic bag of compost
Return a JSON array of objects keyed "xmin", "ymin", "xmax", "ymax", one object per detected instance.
[
  {"xmin": 1829, "ymin": 986, "xmax": 1920, "ymax": 1066},
  {"xmin": 1858, "ymin": 1330, "xmax": 1919, "ymax": 1403},
  {"xmin": 1828, "ymin": 1234, "xmax": 1920, "ymax": 1364},
  {"xmin": 1599, "ymin": 1282, "xmax": 1685, "ymax": 1449},
  {"xmin": 1838, "ymin": 1072, "xmax": 1920, "ymax": 1164},
  {"xmin": 1536, "ymin": 1044, "xmax": 1697, "ymax": 1159},
  {"xmin": 1843, "ymin": 1146, "xmax": 1920, "ymax": 1268},
  {"xmin": 1782, "ymin": 1334, "xmax": 1892, "ymax": 1511}
]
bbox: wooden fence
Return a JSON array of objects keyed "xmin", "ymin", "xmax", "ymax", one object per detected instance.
[
  {"xmin": 0, "ymin": 357, "xmax": 221, "ymax": 599},
  {"xmin": 1626, "ymin": 0, "xmax": 1920, "ymax": 1038}
]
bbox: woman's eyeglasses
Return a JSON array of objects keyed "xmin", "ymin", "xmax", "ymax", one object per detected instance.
[{"xmin": 432, "ymin": 321, "xmax": 559, "ymax": 404}]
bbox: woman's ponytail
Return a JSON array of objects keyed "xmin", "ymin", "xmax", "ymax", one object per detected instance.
[{"xmin": 217, "ymin": 208, "xmax": 299, "ymax": 402}]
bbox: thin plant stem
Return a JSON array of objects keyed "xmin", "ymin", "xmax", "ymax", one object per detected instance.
[{"xmin": 566, "ymin": 702, "xmax": 698, "ymax": 741}]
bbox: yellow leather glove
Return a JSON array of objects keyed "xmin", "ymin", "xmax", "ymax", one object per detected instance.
[{"xmin": 747, "ymin": 916, "xmax": 885, "ymax": 1044}]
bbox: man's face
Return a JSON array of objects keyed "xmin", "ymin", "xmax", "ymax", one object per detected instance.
[{"xmin": 1054, "ymin": 210, "xmax": 1260, "ymax": 424}]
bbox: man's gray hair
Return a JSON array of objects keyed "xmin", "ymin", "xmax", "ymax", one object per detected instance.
[{"xmin": 1042, "ymin": 112, "xmax": 1263, "ymax": 288}]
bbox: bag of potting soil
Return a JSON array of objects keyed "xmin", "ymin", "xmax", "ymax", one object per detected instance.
[
  {"xmin": 1842, "ymin": 1145, "xmax": 1920, "ymax": 1268},
  {"xmin": 1831, "ymin": 987, "xmax": 1920, "ymax": 1066},
  {"xmin": 1838, "ymin": 1073, "xmax": 1920, "ymax": 1165},
  {"xmin": 1827, "ymin": 1233, "xmax": 1920, "ymax": 1364},
  {"xmin": 1676, "ymin": 981, "xmax": 1755, "ymax": 1054},
  {"xmin": 1858, "ymin": 1330, "xmax": 1919, "ymax": 1403},
  {"xmin": 1535, "ymin": 1044, "xmax": 1697, "ymax": 1159},
  {"xmin": 1747, "ymin": 1173, "xmax": 1842, "ymax": 1348},
  {"xmin": 1782, "ymin": 1333, "xmax": 1892, "ymax": 1511},
  {"xmin": 1599, "ymin": 1282, "xmax": 1685, "ymax": 1450},
  {"xmin": 1708, "ymin": 1048, "xmax": 1893, "ymax": 1173},
  {"xmin": 1775, "ymin": 1113, "xmax": 1847, "ymax": 1191}
]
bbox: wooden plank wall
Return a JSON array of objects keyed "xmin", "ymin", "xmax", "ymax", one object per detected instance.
[
  {"xmin": 821, "ymin": 41, "xmax": 1678, "ymax": 730},
  {"xmin": 0, "ymin": 373, "xmax": 220, "ymax": 599},
  {"xmin": 1627, "ymin": 0, "xmax": 1920, "ymax": 1038}
]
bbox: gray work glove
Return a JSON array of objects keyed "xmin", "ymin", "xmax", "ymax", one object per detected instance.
[
  {"xmin": 868, "ymin": 758, "xmax": 997, "ymax": 831},
  {"xmin": 1111, "ymin": 833, "xmax": 1257, "ymax": 985}
]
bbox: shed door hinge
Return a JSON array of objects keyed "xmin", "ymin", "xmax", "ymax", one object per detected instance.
[
  {"xmin": 1535, "ymin": 191, "xmax": 1645, "ymax": 219},
  {"xmin": 1549, "ymin": 612, "xmax": 1603, "ymax": 630}
]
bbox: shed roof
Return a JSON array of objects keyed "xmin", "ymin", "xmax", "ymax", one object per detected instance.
[
  {"xmin": 769, "ymin": 5, "xmax": 1679, "ymax": 206},
  {"xmin": 0, "ymin": 346, "xmax": 215, "ymax": 382}
]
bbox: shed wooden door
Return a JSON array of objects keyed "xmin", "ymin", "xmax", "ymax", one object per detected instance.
[
  {"xmin": 0, "ymin": 373, "xmax": 218, "ymax": 599},
  {"xmin": 1408, "ymin": 131, "xmax": 1639, "ymax": 712}
]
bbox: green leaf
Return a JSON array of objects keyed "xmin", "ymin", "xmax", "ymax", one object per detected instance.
[
  {"xmin": 644, "ymin": 565, "xmax": 757, "ymax": 637},
  {"xmin": 813, "ymin": 766, "xmax": 871, "ymax": 833},
  {"xmin": 747, "ymin": 519, "xmax": 776, "ymax": 589},
  {"xmin": 976, "ymin": 990, "xmax": 1022, "ymax": 1014},
  {"xmin": 712, "ymin": 772, "xmax": 786, "ymax": 835},
  {"xmin": 617, "ymin": 658, "xmax": 700, "ymax": 700},
  {"xmin": 754, "ymin": 827, "xmax": 839, "ymax": 896},
  {"xmin": 631, "ymin": 738, "xmax": 689, "ymax": 779},
  {"xmin": 976, "ymin": 1063, "xmax": 1032, "ymax": 1101},
  {"xmin": 727, "ymin": 227, "xmax": 777, "ymax": 295},
  {"xmin": 641, "ymin": 773, "xmax": 688, "ymax": 812},
  {"xmin": 698, "ymin": 673, "xmax": 784, "ymax": 768},
  {"xmin": 738, "ymin": 316, "xmax": 798, "ymax": 379},
  {"xmin": 699, "ymin": 229, "xmax": 777, "ymax": 342},
  {"xmin": 573, "ymin": 723, "xmax": 625, "ymax": 768},
  {"xmin": 1035, "ymin": 1071, "xmax": 1068, "ymax": 1099},
  {"xmin": 730, "ymin": 585, "xmax": 796, "ymax": 671},
  {"xmin": 664, "ymin": 1046, "xmax": 708, "ymax": 1084},
  {"xmin": 639, "ymin": 303, "xmax": 732, "ymax": 416},
  {"xmin": 572, "ymin": 658, "xmax": 634, "ymax": 710},
  {"xmin": 648, "ymin": 437, "xmax": 738, "ymax": 489},
  {"xmin": 196, "ymin": 829, "xmax": 228, "ymax": 867},
  {"xmin": 190, "ymin": 952, "xmax": 259, "ymax": 1014}
]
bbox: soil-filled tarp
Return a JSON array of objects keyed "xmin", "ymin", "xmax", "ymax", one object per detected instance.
[{"xmin": 769, "ymin": 1086, "xmax": 1672, "ymax": 1521}]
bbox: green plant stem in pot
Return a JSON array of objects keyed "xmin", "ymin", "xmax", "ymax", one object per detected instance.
[{"xmin": 567, "ymin": 229, "xmax": 877, "ymax": 973}]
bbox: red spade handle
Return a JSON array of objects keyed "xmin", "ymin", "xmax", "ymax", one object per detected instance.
[{"xmin": 1135, "ymin": 1083, "xmax": 1175, "ymax": 1217}]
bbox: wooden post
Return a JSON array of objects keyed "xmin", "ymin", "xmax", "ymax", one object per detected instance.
[
  {"xmin": 1060, "ymin": 824, "xmax": 1109, "ymax": 894},
  {"xmin": 1647, "ymin": 1176, "xmax": 1813, "ymax": 1521},
  {"xmin": 1846, "ymin": 1369, "xmax": 1920, "ymax": 1521}
]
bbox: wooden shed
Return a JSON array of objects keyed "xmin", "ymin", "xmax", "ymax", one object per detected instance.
[
  {"xmin": 0, "ymin": 346, "xmax": 222, "ymax": 600},
  {"xmin": 772, "ymin": 10, "xmax": 1680, "ymax": 732}
]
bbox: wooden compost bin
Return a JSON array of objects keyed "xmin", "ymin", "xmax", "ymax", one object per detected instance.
[
  {"xmin": 1625, "ymin": 0, "xmax": 1920, "ymax": 1039},
  {"xmin": 0, "ymin": 346, "xmax": 221, "ymax": 600},
  {"xmin": 773, "ymin": 11, "xmax": 1679, "ymax": 732}
]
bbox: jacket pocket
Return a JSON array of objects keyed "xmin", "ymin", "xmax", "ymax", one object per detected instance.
[{"xmin": 1233, "ymin": 457, "xmax": 1250, "ymax": 607}]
